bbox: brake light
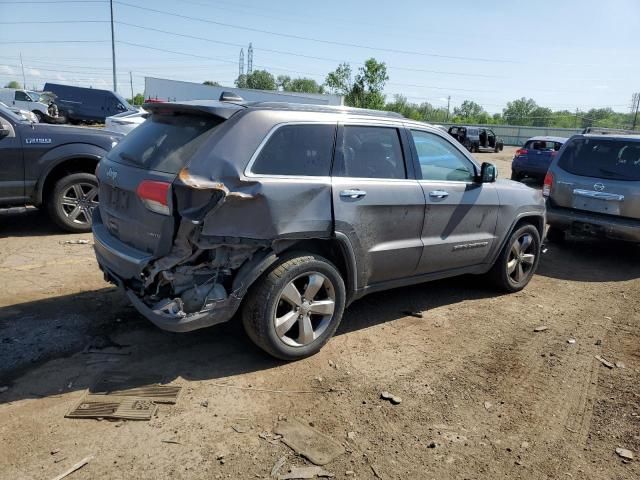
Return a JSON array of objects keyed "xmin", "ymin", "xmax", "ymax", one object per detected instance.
[
  {"xmin": 543, "ymin": 171, "xmax": 553, "ymax": 197},
  {"xmin": 515, "ymin": 148, "xmax": 528, "ymax": 156},
  {"xmin": 137, "ymin": 180, "xmax": 171, "ymax": 215}
]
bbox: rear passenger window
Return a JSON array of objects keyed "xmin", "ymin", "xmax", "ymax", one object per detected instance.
[
  {"xmin": 334, "ymin": 126, "xmax": 406, "ymax": 179},
  {"xmin": 252, "ymin": 124, "xmax": 335, "ymax": 176}
]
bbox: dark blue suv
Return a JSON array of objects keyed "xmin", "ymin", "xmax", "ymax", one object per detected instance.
[{"xmin": 512, "ymin": 136, "xmax": 567, "ymax": 182}]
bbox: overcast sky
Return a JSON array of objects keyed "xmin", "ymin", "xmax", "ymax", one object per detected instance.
[{"xmin": 1, "ymin": 0, "xmax": 638, "ymax": 113}]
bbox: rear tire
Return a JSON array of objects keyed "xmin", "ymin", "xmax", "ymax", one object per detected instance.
[
  {"xmin": 47, "ymin": 172, "xmax": 99, "ymax": 233},
  {"xmin": 489, "ymin": 224, "xmax": 541, "ymax": 292},
  {"xmin": 242, "ymin": 253, "xmax": 346, "ymax": 361},
  {"xmin": 546, "ymin": 226, "xmax": 566, "ymax": 244}
]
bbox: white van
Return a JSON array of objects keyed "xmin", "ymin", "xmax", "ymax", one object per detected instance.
[{"xmin": 0, "ymin": 88, "xmax": 49, "ymax": 122}]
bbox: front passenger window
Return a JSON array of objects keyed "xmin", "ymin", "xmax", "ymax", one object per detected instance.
[{"xmin": 411, "ymin": 130, "xmax": 475, "ymax": 182}]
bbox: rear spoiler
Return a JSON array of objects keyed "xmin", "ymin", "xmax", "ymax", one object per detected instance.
[{"xmin": 142, "ymin": 100, "xmax": 246, "ymax": 120}]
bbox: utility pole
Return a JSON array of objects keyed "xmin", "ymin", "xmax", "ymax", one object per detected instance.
[
  {"xmin": 129, "ymin": 71, "xmax": 134, "ymax": 102},
  {"xmin": 631, "ymin": 93, "xmax": 640, "ymax": 130},
  {"xmin": 239, "ymin": 48, "xmax": 244, "ymax": 77},
  {"xmin": 110, "ymin": 0, "xmax": 117, "ymax": 92},
  {"xmin": 574, "ymin": 108, "xmax": 578, "ymax": 129},
  {"xmin": 446, "ymin": 95, "xmax": 451, "ymax": 122},
  {"xmin": 19, "ymin": 52, "xmax": 26, "ymax": 89}
]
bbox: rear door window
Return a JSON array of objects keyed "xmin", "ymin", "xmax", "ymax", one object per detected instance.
[
  {"xmin": 558, "ymin": 137, "xmax": 640, "ymax": 181},
  {"xmin": 14, "ymin": 91, "xmax": 30, "ymax": 101},
  {"xmin": 333, "ymin": 126, "xmax": 406, "ymax": 179},
  {"xmin": 251, "ymin": 124, "xmax": 336, "ymax": 176},
  {"xmin": 108, "ymin": 113, "xmax": 223, "ymax": 173}
]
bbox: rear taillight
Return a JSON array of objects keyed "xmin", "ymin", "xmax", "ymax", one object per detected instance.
[
  {"xmin": 542, "ymin": 171, "xmax": 554, "ymax": 197},
  {"xmin": 515, "ymin": 148, "xmax": 528, "ymax": 156},
  {"xmin": 137, "ymin": 180, "xmax": 171, "ymax": 215}
]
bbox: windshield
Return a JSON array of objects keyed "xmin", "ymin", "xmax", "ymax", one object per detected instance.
[
  {"xmin": 113, "ymin": 91, "xmax": 134, "ymax": 111},
  {"xmin": 27, "ymin": 91, "xmax": 42, "ymax": 102},
  {"xmin": 558, "ymin": 137, "xmax": 640, "ymax": 181}
]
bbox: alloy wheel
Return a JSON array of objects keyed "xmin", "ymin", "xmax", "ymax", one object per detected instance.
[
  {"xmin": 273, "ymin": 272, "xmax": 336, "ymax": 347},
  {"xmin": 60, "ymin": 182, "xmax": 99, "ymax": 226},
  {"xmin": 506, "ymin": 233, "xmax": 536, "ymax": 284}
]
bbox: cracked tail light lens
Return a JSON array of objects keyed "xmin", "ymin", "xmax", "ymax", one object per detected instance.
[
  {"xmin": 137, "ymin": 180, "xmax": 171, "ymax": 215},
  {"xmin": 542, "ymin": 171, "xmax": 553, "ymax": 197}
]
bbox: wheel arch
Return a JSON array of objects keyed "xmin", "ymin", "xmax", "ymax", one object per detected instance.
[
  {"xmin": 36, "ymin": 154, "xmax": 102, "ymax": 206},
  {"xmin": 488, "ymin": 212, "xmax": 545, "ymax": 267}
]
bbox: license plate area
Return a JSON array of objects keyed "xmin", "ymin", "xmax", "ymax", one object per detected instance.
[
  {"xmin": 108, "ymin": 186, "xmax": 129, "ymax": 211},
  {"xmin": 572, "ymin": 196, "xmax": 621, "ymax": 215}
]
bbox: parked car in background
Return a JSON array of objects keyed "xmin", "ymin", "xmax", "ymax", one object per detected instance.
[
  {"xmin": 43, "ymin": 83, "xmax": 135, "ymax": 124},
  {"xmin": 544, "ymin": 133, "xmax": 640, "ymax": 243},
  {"xmin": 0, "ymin": 101, "xmax": 38, "ymax": 123},
  {"xmin": 93, "ymin": 99, "xmax": 545, "ymax": 360},
  {"xmin": 511, "ymin": 136, "xmax": 567, "ymax": 182},
  {"xmin": 105, "ymin": 108, "xmax": 148, "ymax": 135},
  {"xmin": 0, "ymin": 103, "xmax": 121, "ymax": 232},
  {"xmin": 0, "ymin": 88, "xmax": 50, "ymax": 122},
  {"xmin": 448, "ymin": 125, "xmax": 504, "ymax": 152}
]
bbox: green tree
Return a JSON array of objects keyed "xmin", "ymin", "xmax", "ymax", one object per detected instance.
[
  {"xmin": 324, "ymin": 62, "xmax": 352, "ymax": 96},
  {"xmin": 130, "ymin": 93, "xmax": 145, "ymax": 106},
  {"xmin": 203, "ymin": 80, "xmax": 221, "ymax": 86},
  {"xmin": 530, "ymin": 106, "xmax": 553, "ymax": 127},
  {"xmin": 4, "ymin": 80, "xmax": 21, "ymax": 89},
  {"xmin": 235, "ymin": 70, "xmax": 277, "ymax": 90},
  {"xmin": 502, "ymin": 97, "xmax": 538, "ymax": 125},
  {"xmin": 453, "ymin": 100, "xmax": 486, "ymax": 122},
  {"xmin": 325, "ymin": 58, "xmax": 389, "ymax": 109},
  {"xmin": 277, "ymin": 75, "xmax": 323, "ymax": 94}
]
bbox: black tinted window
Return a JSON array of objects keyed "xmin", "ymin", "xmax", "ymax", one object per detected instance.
[
  {"xmin": 14, "ymin": 91, "xmax": 30, "ymax": 101},
  {"xmin": 334, "ymin": 126, "xmax": 406, "ymax": 179},
  {"xmin": 252, "ymin": 124, "xmax": 335, "ymax": 176},
  {"xmin": 108, "ymin": 113, "xmax": 222, "ymax": 174},
  {"xmin": 558, "ymin": 137, "xmax": 640, "ymax": 181}
]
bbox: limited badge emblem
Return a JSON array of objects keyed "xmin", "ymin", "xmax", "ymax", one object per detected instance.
[{"xmin": 593, "ymin": 183, "xmax": 605, "ymax": 191}]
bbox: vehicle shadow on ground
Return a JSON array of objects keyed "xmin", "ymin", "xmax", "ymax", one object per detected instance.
[
  {"xmin": 0, "ymin": 276, "xmax": 500, "ymax": 405},
  {"xmin": 537, "ymin": 237, "xmax": 640, "ymax": 282},
  {"xmin": 0, "ymin": 208, "xmax": 63, "ymax": 238}
]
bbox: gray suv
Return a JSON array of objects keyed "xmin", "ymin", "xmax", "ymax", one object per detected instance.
[
  {"xmin": 92, "ymin": 99, "xmax": 545, "ymax": 360},
  {"xmin": 544, "ymin": 134, "xmax": 640, "ymax": 243}
]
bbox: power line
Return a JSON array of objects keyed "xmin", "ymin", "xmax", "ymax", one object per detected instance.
[
  {"xmin": 113, "ymin": 0, "xmax": 521, "ymax": 64},
  {"xmin": 113, "ymin": 21, "xmax": 504, "ymax": 79},
  {"xmin": 0, "ymin": 40, "xmax": 108, "ymax": 44}
]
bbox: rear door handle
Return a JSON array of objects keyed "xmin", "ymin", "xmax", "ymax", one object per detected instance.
[
  {"xmin": 340, "ymin": 189, "xmax": 367, "ymax": 199},
  {"xmin": 429, "ymin": 190, "xmax": 449, "ymax": 199}
]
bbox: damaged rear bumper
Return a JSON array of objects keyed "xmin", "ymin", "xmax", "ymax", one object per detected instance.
[
  {"xmin": 125, "ymin": 288, "xmax": 241, "ymax": 332},
  {"xmin": 93, "ymin": 210, "xmax": 244, "ymax": 332}
]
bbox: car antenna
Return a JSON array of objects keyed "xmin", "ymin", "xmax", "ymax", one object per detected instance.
[{"xmin": 219, "ymin": 91, "xmax": 244, "ymax": 103}]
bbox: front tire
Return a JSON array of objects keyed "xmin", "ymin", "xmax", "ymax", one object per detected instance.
[
  {"xmin": 489, "ymin": 224, "xmax": 541, "ymax": 292},
  {"xmin": 242, "ymin": 253, "xmax": 346, "ymax": 360},
  {"xmin": 47, "ymin": 172, "xmax": 99, "ymax": 233}
]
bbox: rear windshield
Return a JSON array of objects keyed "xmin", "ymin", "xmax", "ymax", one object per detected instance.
[
  {"xmin": 525, "ymin": 140, "xmax": 562, "ymax": 151},
  {"xmin": 558, "ymin": 137, "xmax": 640, "ymax": 181},
  {"xmin": 108, "ymin": 113, "xmax": 222, "ymax": 174}
]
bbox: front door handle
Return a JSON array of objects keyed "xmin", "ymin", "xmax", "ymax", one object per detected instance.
[
  {"xmin": 429, "ymin": 190, "xmax": 449, "ymax": 199},
  {"xmin": 340, "ymin": 189, "xmax": 367, "ymax": 199}
]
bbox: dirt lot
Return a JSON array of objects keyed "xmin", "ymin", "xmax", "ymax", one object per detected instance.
[{"xmin": 1, "ymin": 147, "xmax": 638, "ymax": 479}]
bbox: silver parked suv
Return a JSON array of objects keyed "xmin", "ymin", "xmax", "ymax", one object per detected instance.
[
  {"xmin": 544, "ymin": 133, "xmax": 640, "ymax": 243},
  {"xmin": 92, "ymin": 99, "xmax": 545, "ymax": 360}
]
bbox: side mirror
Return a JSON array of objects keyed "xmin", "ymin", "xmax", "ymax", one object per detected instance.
[{"xmin": 479, "ymin": 162, "xmax": 497, "ymax": 183}]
